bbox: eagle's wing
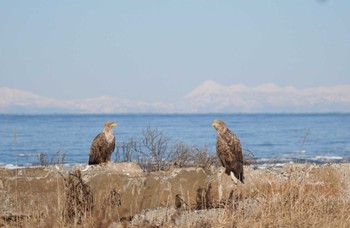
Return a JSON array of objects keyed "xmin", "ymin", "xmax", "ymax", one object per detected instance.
[
  {"xmin": 216, "ymin": 134, "xmax": 233, "ymax": 167},
  {"xmin": 226, "ymin": 129, "xmax": 243, "ymax": 164},
  {"xmin": 217, "ymin": 132, "xmax": 240, "ymax": 168},
  {"xmin": 89, "ymin": 132, "xmax": 108, "ymax": 165},
  {"xmin": 217, "ymin": 129, "xmax": 244, "ymax": 182}
]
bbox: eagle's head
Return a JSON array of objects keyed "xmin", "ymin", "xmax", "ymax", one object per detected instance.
[
  {"xmin": 104, "ymin": 121, "xmax": 118, "ymax": 131},
  {"xmin": 212, "ymin": 119, "xmax": 226, "ymax": 132}
]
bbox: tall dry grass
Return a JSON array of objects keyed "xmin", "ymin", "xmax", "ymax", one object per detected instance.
[
  {"xmin": 131, "ymin": 165, "xmax": 350, "ymax": 228},
  {"xmin": 228, "ymin": 165, "xmax": 349, "ymax": 228},
  {"xmin": 2, "ymin": 164, "xmax": 349, "ymax": 227}
]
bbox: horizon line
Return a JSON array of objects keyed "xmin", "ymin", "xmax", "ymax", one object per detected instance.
[{"xmin": 1, "ymin": 112, "xmax": 349, "ymax": 116}]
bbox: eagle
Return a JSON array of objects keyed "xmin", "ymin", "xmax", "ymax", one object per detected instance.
[
  {"xmin": 88, "ymin": 121, "xmax": 118, "ymax": 165},
  {"xmin": 212, "ymin": 119, "xmax": 244, "ymax": 184}
]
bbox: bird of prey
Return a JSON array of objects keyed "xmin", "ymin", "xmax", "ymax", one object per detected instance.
[
  {"xmin": 88, "ymin": 121, "xmax": 117, "ymax": 165},
  {"xmin": 212, "ymin": 119, "xmax": 244, "ymax": 183}
]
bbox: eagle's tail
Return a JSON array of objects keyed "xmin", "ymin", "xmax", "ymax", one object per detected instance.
[{"xmin": 227, "ymin": 169, "xmax": 245, "ymax": 184}]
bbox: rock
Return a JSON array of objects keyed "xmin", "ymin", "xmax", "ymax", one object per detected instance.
[
  {"xmin": 0, "ymin": 162, "xmax": 235, "ymax": 221},
  {"xmin": 1, "ymin": 162, "xmax": 350, "ymax": 226}
]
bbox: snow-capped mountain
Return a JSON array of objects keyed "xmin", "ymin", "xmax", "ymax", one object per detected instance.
[
  {"xmin": 0, "ymin": 87, "xmax": 73, "ymax": 112},
  {"xmin": 181, "ymin": 80, "xmax": 350, "ymax": 112},
  {"xmin": 1, "ymin": 80, "xmax": 350, "ymax": 113},
  {"xmin": 0, "ymin": 87, "xmax": 172, "ymax": 113}
]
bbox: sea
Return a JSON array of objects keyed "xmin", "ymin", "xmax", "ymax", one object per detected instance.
[{"xmin": 0, "ymin": 113, "xmax": 349, "ymax": 169}]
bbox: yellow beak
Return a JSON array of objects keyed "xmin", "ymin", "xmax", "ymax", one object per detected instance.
[{"xmin": 111, "ymin": 123, "xmax": 118, "ymax": 127}]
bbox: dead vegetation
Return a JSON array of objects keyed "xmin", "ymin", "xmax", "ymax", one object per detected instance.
[
  {"xmin": 1, "ymin": 164, "xmax": 350, "ymax": 227},
  {"xmin": 115, "ymin": 126, "xmax": 171, "ymax": 172},
  {"xmin": 38, "ymin": 150, "xmax": 65, "ymax": 166},
  {"xmin": 62, "ymin": 170, "xmax": 94, "ymax": 225},
  {"xmin": 195, "ymin": 183, "xmax": 213, "ymax": 210},
  {"xmin": 114, "ymin": 126, "xmax": 254, "ymax": 173},
  {"xmin": 131, "ymin": 164, "xmax": 350, "ymax": 228},
  {"xmin": 232, "ymin": 165, "xmax": 349, "ymax": 228}
]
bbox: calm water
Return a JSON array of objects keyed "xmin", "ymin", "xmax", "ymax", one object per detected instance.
[{"xmin": 0, "ymin": 113, "xmax": 349, "ymax": 167}]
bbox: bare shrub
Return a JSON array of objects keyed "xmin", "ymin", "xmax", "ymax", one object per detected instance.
[
  {"xmin": 50, "ymin": 150, "xmax": 65, "ymax": 165},
  {"xmin": 115, "ymin": 138, "xmax": 138, "ymax": 162},
  {"xmin": 38, "ymin": 152, "xmax": 49, "ymax": 166},
  {"xmin": 136, "ymin": 126, "xmax": 170, "ymax": 172},
  {"xmin": 193, "ymin": 146, "xmax": 219, "ymax": 171},
  {"xmin": 114, "ymin": 127, "xmax": 252, "ymax": 172},
  {"xmin": 242, "ymin": 149, "xmax": 256, "ymax": 167},
  {"xmin": 169, "ymin": 142, "xmax": 193, "ymax": 168},
  {"xmin": 62, "ymin": 170, "xmax": 94, "ymax": 225},
  {"xmin": 170, "ymin": 142, "xmax": 218, "ymax": 172},
  {"xmin": 114, "ymin": 126, "xmax": 172, "ymax": 171},
  {"xmin": 38, "ymin": 150, "xmax": 65, "ymax": 166}
]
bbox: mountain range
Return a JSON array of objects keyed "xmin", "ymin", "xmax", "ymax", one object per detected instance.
[{"xmin": 1, "ymin": 80, "xmax": 350, "ymax": 113}]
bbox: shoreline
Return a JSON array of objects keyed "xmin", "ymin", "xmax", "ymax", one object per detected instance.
[{"xmin": 2, "ymin": 156, "xmax": 350, "ymax": 170}]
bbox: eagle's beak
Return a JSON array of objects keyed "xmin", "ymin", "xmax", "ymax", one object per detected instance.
[
  {"xmin": 212, "ymin": 122, "xmax": 216, "ymax": 128},
  {"xmin": 111, "ymin": 123, "xmax": 118, "ymax": 127}
]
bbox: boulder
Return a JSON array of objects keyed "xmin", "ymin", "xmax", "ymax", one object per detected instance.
[{"xmin": 0, "ymin": 163, "xmax": 237, "ymax": 221}]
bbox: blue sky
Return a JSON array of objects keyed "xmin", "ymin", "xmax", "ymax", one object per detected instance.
[{"xmin": 1, "ymin": 0, "xmax": 349, "ymax": 102}]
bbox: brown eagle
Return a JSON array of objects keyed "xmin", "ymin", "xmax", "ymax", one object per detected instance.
[
  {"xmin": 88, "ymin": 121, "xmax": 118, "ymax": 165},
  {"xmin": 212, "ymin": 119, "xmax": 244, "ymax": 183}
]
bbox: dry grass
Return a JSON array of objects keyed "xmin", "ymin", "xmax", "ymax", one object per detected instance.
[
  {"xmin": 62, "ymin": 170, "xmax": 94, "ymax": 225},
  {"xmin": 131, "ymin": 164, "xmax": 350, "ymax": 228},
  {"xmin": 1, "ymin": 164, "xmax": 350, "ymax": 228},
  {"xmin": 236, "ymin": 165, "xmax": 349, "ymax": 228}
]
